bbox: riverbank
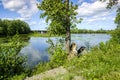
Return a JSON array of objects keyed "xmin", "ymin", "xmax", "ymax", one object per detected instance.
[
  {"xmin": 0, "ymin": 31, "xmax": 111, "ymax": 38},
  {"xmin": 25, "ymin": 41, "xmax": 120, "ymax": 80},
  {"xmin": 23, "ymin": 30, "xmax": 120, "ymax": 80},
  {"xmin": 28, "ymin": 32, "xmax": 65, "ymax": 37},
  {"xmin": 1, "ymin": 30, "xmax": 120, "ymax": 80},
  {"xmin": 2, "ymin": 39, "xmax": 120, "ymax": 80}
]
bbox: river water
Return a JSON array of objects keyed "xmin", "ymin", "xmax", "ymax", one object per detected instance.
[{"xmin": 19, "ymin": 34, "xmax": 111, "ymax": 68}]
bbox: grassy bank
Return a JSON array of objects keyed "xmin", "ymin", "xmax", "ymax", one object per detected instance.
[
  {"xmin": 32, "ymin": 42, "xmax": 120, "ymax": 80},
  {"xmin": 1, "ymin": 30, "xmax": 120, "ymax": 80},
  {"xmin": 63, "ymin": 43, "xmax": 120, "ymax": 80},
  {"xmin": 28, "ymin": 32, "xmax": 65, "ymax": 37},
  {"xmin": 31, "ymin": 29, "xmax": 120, "ymax": 80},
  {"xmin": 71, "ymin": 29, "xmax": 111, "ymax": 34}
]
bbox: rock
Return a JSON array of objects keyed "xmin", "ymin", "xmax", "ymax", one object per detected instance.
[{"xmin": 25, "ymin": 66, "xmax": 68, "ymax": 80}]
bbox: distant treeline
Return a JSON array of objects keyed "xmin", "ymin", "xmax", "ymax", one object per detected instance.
[
  {"xmin": 0, "ymin": 19, "xmax": 31, "ymax": 36},
  {"xmin": 71, "ymin": 28, "xmax": 111, "ymax": 34}
]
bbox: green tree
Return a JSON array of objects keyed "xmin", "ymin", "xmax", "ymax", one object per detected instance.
[
  {"xmin": 0, "ymin": 19, "xmax": 3, "ymax": 35},
  {"xmin": 7, "ymin": 20, "xmax": 15, "ymax": 35},
  {"xmin": 101, "ymin": 0, "xmax": 120, "ymax": 29},
  {"xmin": 115, "ymin": 8, "xmax": 120, "ymax": 29},
  {"xmin": 0, "ymin": 19, "xmax": 30, "ymax": 36},
  {"xmin": 37, "ymin": 0, "xmax": 82, "ymax": 53},
  {"xmin": 11, "ymin": 20, "xmax": 30, "ymax": 34},
  {"xmin": 3, "ymin": 19, "xmax": 11, "ymax": 35}
]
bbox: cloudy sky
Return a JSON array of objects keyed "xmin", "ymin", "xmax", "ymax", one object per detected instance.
[{"xmin": 0, "ymin": 0, "xmax": 119, "ymax": 30}]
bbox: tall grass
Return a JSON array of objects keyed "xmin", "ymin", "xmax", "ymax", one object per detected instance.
[{"xmin": 64, "ymin": 42, "xmax": 120, "ymax": 80}]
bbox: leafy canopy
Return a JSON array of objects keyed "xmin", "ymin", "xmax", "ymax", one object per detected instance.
[
  {"xmin": 0, "ymin": 19, "xmax": 31, "ymax": 36},
  {"xmin": 115, "ymin": 8, "xmax": 120, "ymax": 29},
  {"xmin": 37, "ymin": 0, "xmax": 82, "ymax": 35}
]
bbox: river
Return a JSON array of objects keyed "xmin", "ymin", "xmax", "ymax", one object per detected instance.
[{"xmin": 19, "ymin": 34, "xmax": 111, "ymax": 68}]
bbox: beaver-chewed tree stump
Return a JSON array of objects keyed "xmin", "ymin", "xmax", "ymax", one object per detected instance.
[{"xmin": 68, "ymin": 43, "xmax": 87, "ymax": 60}]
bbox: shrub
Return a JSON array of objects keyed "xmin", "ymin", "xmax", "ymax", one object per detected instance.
[
  {"xmin": 109, "ymin": 29, "xmax": 120, "ymax": 44},
  {"xmin": 0, "ymin": 35, "xmax": 27, "ymax": 79},
  {"xmin": 33, "ymin": 38, "xmax": 67, "ymax": 75},
  {"xmin": 49, "ymin": 44, "xmax": 67, "ymax": 68},
  {"xmin": 47, "ymin": 38, "xmax": 67, "ymax": 68},
  {"xmin": 64, "ymin": 41, "xmax": 120, "ymax": 80}
]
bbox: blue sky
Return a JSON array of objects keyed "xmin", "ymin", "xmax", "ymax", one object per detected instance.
[{"xmin": 0, "ymin": 0, "xmax": 119, "ymax": 30}]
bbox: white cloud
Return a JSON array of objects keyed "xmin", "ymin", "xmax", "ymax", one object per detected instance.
[
  {"xmin": 29, "ymin": 21, "xmax": 37, "ymax": 26},
  {"xmin": 112, "ymin": 17, "xmax": 115, "ymax": 21},
  {"xmin": 2, "ymin": 0, "xmax": 26, "ymax": 11},
  {"xmin": 76, "ymin": 0, "xmax": 116, "ymax": 24},
  {"xmin": 86, "ymin": 17, "xmax": 107, "ymax": 23},
  {"xmin": 76, "ymin": 1, "xmax": 109, "ymax": 17},
  {"xmin": 2, "ymin": 0, "xmax": 39, "ymax": 20}
]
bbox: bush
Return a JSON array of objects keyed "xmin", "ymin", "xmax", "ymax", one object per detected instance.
[
  {"xmin": 109, "ymin": 29, "xmax": 120, "ymax": 44},
  {"xmin": 33, "ymin": 38, "xmax": 67, "ymax": 75},
  {"xmin": 47, "ymin": 38, "xmax": 67, "ymax": 68},
  {"xmin": 49, "ymin": 44, "xmax": 67, "ymax": 68},
  {"xmin": 0, "ymin": 35, "xmax": 27, "ymax": 79}
]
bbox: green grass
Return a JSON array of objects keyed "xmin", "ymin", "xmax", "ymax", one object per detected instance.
[
  {"xmin": 63, "ymin": 43, "xmax": 120, "ymax": 80},
  {"xmin": 33, "ymin": 42, "xmax": 120, "ymax": 80},
  {"xmin": 7, "ymin": 30, "xmax": 120, "ymax": 80},
  {"xmin": 28, "ymin": 32, "xmax": 65, "ymax": 37}
]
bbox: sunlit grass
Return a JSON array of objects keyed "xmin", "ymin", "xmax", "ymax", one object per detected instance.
[
  {"xmin": 63, "ymin": 43, "xmax": 120, "ymax": 80},
  {"xmin": 28, "ymin": 32, "xmax": 65, "ymax": 37},
  {"xmin": 33, "ymin": 40, "xmax": 120, "ymax": 80}
]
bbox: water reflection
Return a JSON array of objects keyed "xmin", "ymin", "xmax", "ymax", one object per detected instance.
[
  {"xmin": 20, "ymin": 37, "xmax": 50, "ymax": 68},
  {"xmin": 20, "ymin": 34, "xmax": 111, "ymax": 67}
]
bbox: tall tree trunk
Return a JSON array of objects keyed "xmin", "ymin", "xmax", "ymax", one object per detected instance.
[{"xmin": 65, "ymin": 0, "xmax": 71, "ymax": 54}]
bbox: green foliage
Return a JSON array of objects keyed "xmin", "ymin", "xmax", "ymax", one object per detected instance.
[
  {"xmin": 0, "ymin": 19, "xmax": 31, "ymax": 36},
  {"xmin": 71, "ymin": 28, "xmax": 109, "ymax": 34},
  {"xmin": 37, "ymin": 0, "xmax": 82, "ymax": 35},
  {"xmin": 63, "ymin": 37, "xmax": 120, "ymax": 80},
  {"xmin": 33, "ymin": 39, "xmax": 67, "ymax": 75},
  {"xmin": 49, "ymin": 43, "xmax": 67, "ymax": 68},
  {"xmin": 31, "ymin": 29, "xmax": 120, "ymax": 80},
  {"xmin": 47, "ymin": 38, "xmax": 67, "ymax": 68},
  {"xmin": 101, "ymin": 71, "xmax": 120, "ymax": 80},
  {"xmin": 32, "ymin": 30, "xmax": 120, "ymax": 80},
  {"xmin": 106, "ymin": 0, "xmax": 118, "ymax": 9},
  {"xmin": 12, "ymin": 73, "xmax": 26, "ymax": 80},
  {"xmin": 115, "ymin": 8, "xmax": 120, "ymax": 29},
  {"xmin": 33, "ymin": 62, "xmax": 51, "ymax": 75},
  {"xmin": 109, "ymin": 29, "xmax": 120, "ymax": 44},
  {"xmin": 47, "ymin": 21, "xmax": 66, "ymax": 35},
  {"xmin": 29, "ymin": 32, "xmax": 65, "ymax": 37},
  {"xmin": 0, "ymin": 35, "xmax": 27, "ymax": 79}
]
